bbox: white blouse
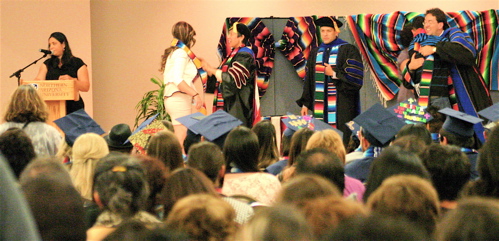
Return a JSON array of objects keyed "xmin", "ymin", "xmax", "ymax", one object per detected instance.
[{"xmin": 163, "ymin": 48, "xmax": 198, "ymax": 89}]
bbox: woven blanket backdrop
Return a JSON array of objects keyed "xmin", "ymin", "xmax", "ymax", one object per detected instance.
[{"xmin": 217, "ymin": 10, "xmax": 499, "ymax": 116}]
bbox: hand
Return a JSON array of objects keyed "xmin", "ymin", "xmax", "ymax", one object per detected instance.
[
  {"xmin": 301, "ymin": 106, "xmax": 309, "ymax": 116},
  {"xmin": 419, "ymin": 45, "xmax": 436, "ymax": 57},
  {"xmin": 408, "ymin": 53, "xmax": 424, "ymax": 71},
  {"xmin": 193, "ymin": 94, "xmax": 204, "ymax": 110},
  {"xmin": 324, "ymin": 63, "xmax": 335, "ymax": 77},
  {"xmin": 58, "ymin": 75, "xmax": 75, "ymax": 80}
]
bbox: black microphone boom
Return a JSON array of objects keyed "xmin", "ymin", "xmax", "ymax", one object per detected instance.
[{"xmin": 39, "ymin": 49, "xmax": 52, "ymax": 55}]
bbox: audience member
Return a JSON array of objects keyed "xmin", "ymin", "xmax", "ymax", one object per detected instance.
[
  {"xmin": 324, "ymin": 213, "xmax": 431, "ymax": 241},
  {"xmin": 276, "ymin": 128, "xmax": 314, "ymax": 181},
  {"xmin": 70, "ymin": 132, "xmax": 109, "ymax": 202},
  {"xmin": 165, "ymin": 194, "xmax": 237, "ymax": 241},
  {"xmin": 436, "ymin": 197, "xmax": 499, "ymax": 241},
  {"xmin": 20, "ymin": 157, "xmax": 86, "ymax": 241},
  {"xmin": 420, "ymin": 144, "xmax": 470, "ymax": 212},
  {"xmin": 0, "ymin": 84, "xmax": 61, "ymax": 156},
  {"xmin": 88, "ymin": 153, "xmax": 161, "ymax": 240},
  {"xmin": 252, "ymin": 120, "xmax": 279, "ymax": 169},
  {"xmin": 462, "ymin": 125, "xmax": 499, "ymax": 198},
  {"xmin": 0, "ymin": 127, "xmax": 36, "ymax": 178},
  {"xmin": 345, "ymin": 104, "xmax": 407, "ymax": 182},
  {"xmin": 396, "ymin": 123, "xmax": 432, "ymax": 146},
  {"xmin": 367, "ymin": 175, "xmax": 440, "ymax": 236},
  {"xmin": 304, "ymin": 130, "xmax": 365, "ymax": 201},
  {"xmin": 224, "ymin": 126, "xmax": 259, "ymax": 173},
  {"xmin": 425, "ymin": 105, "xmax": 446, "ymax": 143},
  {"xmin": 103, "ymin": 221, "xmax": 188, "ymax": 241},
  {"xmin": 186, "ymin": 141, "xmax": 225, "ymax": 188},
  {"xmin": 134, "ymin": 154, "xmax": 169, "ymax": 217},
  {"xmin": 363, "ymin": 145, "xmax": 430, "ymax": 201},
  {"xmin": 237, "ymin": 205, "xmax": 314, "ymax": 241},
  {"xmin": 146, "ymin": 130, "xmax": 184, "ymax": 172},
  {"xmin": 105, "ymin": 123, "xmax": 134, "ymax": 153},
  {"xmin": 0, "ymin": 154, "xmax": 41, "ymax": 241},
  {"xmin": 277, "ymin": 174, "xmax": 342, "ymax": 204}
]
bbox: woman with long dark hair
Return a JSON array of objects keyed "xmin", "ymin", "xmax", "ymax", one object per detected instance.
[{"xmin": 35, "ymin": 32, "xmax": 90, "ymax": 114}]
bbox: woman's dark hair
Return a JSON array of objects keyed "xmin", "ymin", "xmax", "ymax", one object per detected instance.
[
  {"xmin": 223, "ymin": 126, "xmax": 259, "ymax": 173},
  {"xmin": 287, "ymin": 128, "xmax": 314, "ymax": 167},
  {"xmin": 252, "ymin": 120, "xmax": 279, "ymax": 169},
  {"xmin": 464, "ymin": 126, "xmax": 499, "ymax": 198},
  {"xmin": 47, "ymin": 32, "xmax": 74, "ymax": 68},
  {"xmin": 160, "ymin": 167, "xmax": 218, "ymax": 217},
  {"xmin": 0, "ymin": 127, "xmax": 36, "ymax": 178},
  {"xmin": 133, "ymin": 154, "xmax": 169, "ymax": 215},
  {"xmin": 146, "ymin": 130, "xmax": 184, "ymax": 172},
  {"xmin": 396, "ymin": 124, "xmax": 432, "ymax": 146},
  {"xmin": 92, "ymin": 153, "xmax": 149, "ymax": 218},
  {"xmin": 363, "ymin": 145, "xmax": 430, "ymax": 202},
  {"xmin": 187, "ymin": 141, "xmax": 224, "ymax": 184}
]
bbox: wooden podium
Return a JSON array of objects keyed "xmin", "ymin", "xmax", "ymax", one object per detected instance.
[{"xmin": 20, "ymin": 80, "xmax": 79, "ymax": 128}]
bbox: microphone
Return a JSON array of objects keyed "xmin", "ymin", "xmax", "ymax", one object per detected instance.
[{"xmin": 39, "ymin": 49, "xmax": 52, "ymax": 55}]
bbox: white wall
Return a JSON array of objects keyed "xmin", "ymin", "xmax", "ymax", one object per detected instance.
[{"xmin": 2, "ymin": 0, "xmax": 497, "ymax": 131}]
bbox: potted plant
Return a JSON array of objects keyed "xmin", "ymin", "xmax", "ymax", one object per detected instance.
[{"xmin": 134, "ymin": 77, "xmax": 170, "ymax": 128}]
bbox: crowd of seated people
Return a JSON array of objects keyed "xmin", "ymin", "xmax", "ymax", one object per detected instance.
[{"xmin": 4, "ymin": 85, "xmax": 499, "ymax": 240}]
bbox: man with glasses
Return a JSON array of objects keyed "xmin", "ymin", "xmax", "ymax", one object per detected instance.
[{"xmin": 402, "ymin": 8, "xmax": 491, "ymax": 143}]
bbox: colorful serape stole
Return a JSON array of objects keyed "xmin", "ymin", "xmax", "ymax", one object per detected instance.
[
  {"xmin": 313, "ymin": 45, "xmax": 343, "ymax": 127},
  {"xmin": 418, "ymin": 55, "xmax": 434, "ymax": 107},
  {"xmin": 212, "ymin": 47, "xmax": 241, "ymax": 112},
  {"xmin": 171, "ymin": 38, "xmax": 208, "ymax": 90}
]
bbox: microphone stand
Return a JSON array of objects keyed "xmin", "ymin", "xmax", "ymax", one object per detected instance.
[{"xmin": 9, "ymin": 53, "xmax": 48, "ymax": 86}]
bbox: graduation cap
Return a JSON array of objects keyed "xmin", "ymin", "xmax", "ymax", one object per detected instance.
[
  {"xmin": 176, "ymin": 112, "xmax": 206, "ymax": 135},
  {"xmin": 478, "ymin": 102, "xmax": 499, "ymax": 130},
  {"xmin": 387, "ymin": 98, "xmax": 432, "ymax": 124},
  {"xmin": 53, "ymin": 109, "xmax": 105, "ymax": 146},
  {"xmin": 315, "ymin": 17, "xmax": 343, "ymax": 31},
  {"xmin": 127, "ymin": 114, "xmax": 166, "ymax": 153},
  {"xmin": 345, "ymin": 120, "xmax": 361, "ymax": 137},
  {"xmin": 281, "ymin": 114, "xmax": 343, "ymax": 139},
  {"xmin": 353, "ymin": 103, "xmax": 407, "ymax": 147},
  {"xmin": 189, "ymin": 110, "xmax": 242, "ymax": 141},
  {"xmin": 439, "ymin": 108, "xmax": 483, "ymax": 138}
]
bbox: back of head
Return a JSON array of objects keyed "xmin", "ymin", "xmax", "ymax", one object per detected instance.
[
  {"xmin": 277, "ymin": 174, "xmax": 341, "ymax": 205},
  {"xmin": 476, "ymin": 125, "xmax": 499, "ymax": 187},
  {"xmin": 288, "ymin": 128, "xmax": 314, "ymax": 166},
  {"xmin": 295, "ymin": 148, "xmax": 345, "ymax": 191},
  {"xmin": 301, "ymin": 196, "xmax": 368, "ymax": 239},
  {"xmin": 252, "ymin": 120, "xmax": 279, "ymax": 169},
  {"xmin": 4, "ymin": 85, "xmax": 49, "ymax": 123},
  {"xmin": 437, "ymin": 197, "xmax": 499, "ymax": 241},
  {"xmin": 165, "ymin": 194, "xmax": 236, "ymax": 241},
  {"xmin": 412, "ymin": 16, "xmax": 425, "ymax": 29},
  {"xmin": 325, "ymin": 213, "xmax": 431, "ymax": 241},
  {"xmin": 133, "ymin": 154, "xmax": 169, "ymax": 214},
  {"xmin": 146, "ymin": 130, "xmax": 184, "ymax": 172},
  {"xmin": 306, "ymin": 129, "xmax": 346, "ymax": 163},
  {"xmin": 103, "ymin": 220, "xmax": 189, "ymax": 241},
  {"xmin": 93, "ymin": 153, "xmax": 149, "ymax": 218},
  {"xmin": 187, "ymin": 141, "xmax": 224, "ymax": 183},
  {"xmin": 367, "ymin": 175, "xmax": 440, "ymax": 235},
  {"xmin": 71, "ymin": 132, "xmax": 110, "ymax": 201},
  {"xmin": 20, "ymin": 157, "xmax": 85, "ymax": 241},
  {"xmin": 237, "ymin": 205, "xmax": 313, "ymax": 241},
  {"xmin": 364, "ymin": 145, "xmax": 430, "ymax": 201},
  {"xmin": 0, "ymin": 127, "xmax": 36, "ymax": 178},
  {"xmin": 420, "ymin": 144, "xmax": 470, "ymax": 201},
  {"xmin": 172, "ymin": 21, "xmax": 196, "ymax": 48},
  {"xmin": 223, "ymin": 126, "xmax": 260, "ymax": 173},
  {"xmin": 161, "ymin": 167, "xmax": 218, "ymax": 216},
  {"xmin": 391, "ymin": 135, "xmax": 428, "ymax": 156},
  {"xmin": 396, "ymin": 123, "xmax": 432, "ymax": 146}
]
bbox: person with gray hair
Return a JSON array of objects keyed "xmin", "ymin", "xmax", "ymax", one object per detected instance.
[{"xmin": 87, "ymin": 153, "xmax": 161, "ymax": 240}]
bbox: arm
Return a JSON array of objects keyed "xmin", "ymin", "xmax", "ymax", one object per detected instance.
[
  {"xmin": 334, "ymin": 44, "xmax": 363, "ymax": 92},
  {"xmin": 34, "ymin": 64, "xmax": 48, "ymax": 80}
]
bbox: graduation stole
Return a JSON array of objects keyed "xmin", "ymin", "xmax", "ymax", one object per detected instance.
[
  {"xmin": 363, "ymin": 146, "xmax": 383, "ymax": 158},
  {"xmin": 313, "ymin": 42, "xmax": 346, "ymax": 127},
  {"xmin": 171, "ymin": 38, "xmax": 208, "ymax": 90},
  {"xmin": 213, "ymin": 47, "xmax": 242, "ymax": 112}
]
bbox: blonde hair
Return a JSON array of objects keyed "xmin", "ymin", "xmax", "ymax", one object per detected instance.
[
  {"xmin": 306, "ymin": 130, "xmax": 346, "ymax": 164},
  {"xmin": 159, "ymin": 21, "xmax": 196, "ymax": 73},
  {"xmin": 4, "ymin": 85, "xmax": 49, "ymax": 123},
  {"xmin": 165, "ymin": 194, "xmax": 236, "ymax": 241},
  {"xmin": 70, "ymin": 133, "xmax": 109, "ymax": 201},
  {"xmin": 367, "ymin": 174, "xmax": 440, "ymax": 235}
]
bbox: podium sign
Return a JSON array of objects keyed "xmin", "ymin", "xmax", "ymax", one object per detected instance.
[{"xmin": 20, "ymin": 80, "xmax": 79, "ymax": 130}]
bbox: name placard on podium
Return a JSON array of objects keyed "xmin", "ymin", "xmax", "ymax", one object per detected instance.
[{"xmin": 20, "ymin": 80, "xmax": 79, "ymax": 130}]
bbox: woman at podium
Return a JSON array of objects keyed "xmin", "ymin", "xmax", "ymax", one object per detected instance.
[{"xmin": 35, "ymin": 32, "xmax": 90, "ymax": 114}]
